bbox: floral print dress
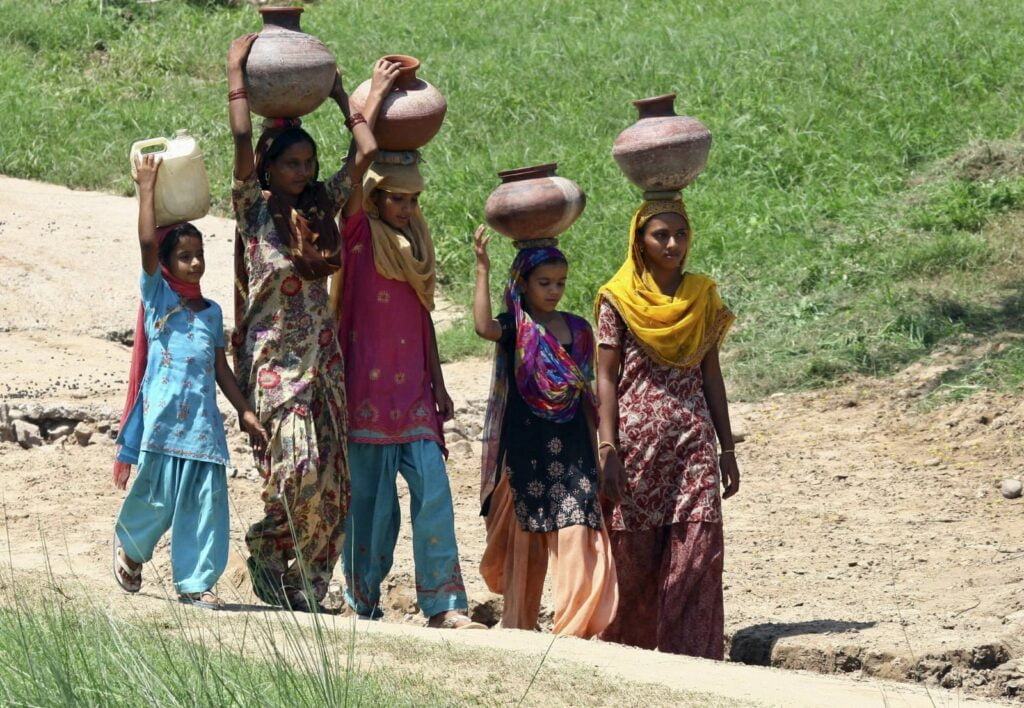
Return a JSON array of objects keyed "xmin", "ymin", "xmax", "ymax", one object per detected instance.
[
  {"xmin": 232, "ymin": 169, "xmax": 351, "ymax": 606},
  {"xmin": 596, "ymin": 300, "xmax": 722, "ymax": 531},
  {"xmin": 496, "ymin": 312, "xmax": 602, "ymax": 533}
]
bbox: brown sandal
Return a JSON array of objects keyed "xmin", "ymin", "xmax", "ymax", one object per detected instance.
[
  {"xmin": 112, "ymin": 533, "xmax": 141, "ymax": 594},
  {"xmin": 178, "ymin": 590, "xmax": 224, "ymax": 610},
  {"xmin": 428, "ymin": 612, "xmax": 487, "ymax": 630}
]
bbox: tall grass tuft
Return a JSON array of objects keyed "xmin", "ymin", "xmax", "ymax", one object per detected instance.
[
  {"xmin": 2, "ymin": 554, "xmax": 489, "ymax": 707},
  {"xmin": 0, "ymin": 507, "xmax": 439, "ymax": 706}
]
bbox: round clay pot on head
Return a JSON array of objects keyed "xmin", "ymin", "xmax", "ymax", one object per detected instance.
[
  {"xmin": 244, "ymin": 6, "xmax": 337, "ymax": 119},
  {"xmin": 484, "ymin": 163, "xmax": 586, "ymax": 241},
  {"xmin": 349, "ymin": 54, "xmax": 447, "ymax": 151},
  {"xmin": 612, "ymin": 93, "xmax": 712, "ymax": 192}
]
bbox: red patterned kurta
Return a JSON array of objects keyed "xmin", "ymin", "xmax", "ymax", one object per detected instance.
[
  {"xmin": 596, "ymin": 297, "xmax": 726, "ymax": 660},
  {"xmin": 596, "ymin": 299, "xmax": 722, "ymax": 530}
]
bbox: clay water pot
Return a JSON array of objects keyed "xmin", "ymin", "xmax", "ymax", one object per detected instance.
[
  {"xmin": 349, "ymin": 55, "xmax": 447, "ymax": 151},
  {"xmin": 484, "ymin": 164, "xmax": 586, "ymax": 241},
  {"xmin": 612, "ymin": 93, "xmax": 712, "ymax": 192},
  {"xmin": 244, "ymin": 7, "xmax": 337, "ymax": 119}
]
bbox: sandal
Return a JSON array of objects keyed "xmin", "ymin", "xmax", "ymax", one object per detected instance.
[
  {"xmin": 428, "ymin": 612, "xmax": 487, "ymax": 630},
  {"xmin": 178, "ymin": 590, "xmax": 224, "ymax": 610},
  {"xmin": 112, "ymin": 532, "xmax": 141, "ymax": 594}
]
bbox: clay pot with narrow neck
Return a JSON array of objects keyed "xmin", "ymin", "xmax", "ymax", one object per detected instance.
[
  {"xmin": 244, "ymin": 7, "xmax": 337, "ymax": 118},
  {"xmin": 612, "ymin": 93, "xmax": 712, "ymax": 192},
  {"xmin": 484, "ymin": 164, "xmax": 586, "ymax": 241},
  {"xmin": 349, "ymin": 55, "xmax": 447, "ymax": 151}
]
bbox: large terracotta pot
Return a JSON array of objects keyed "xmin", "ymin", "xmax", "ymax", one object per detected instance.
[
  {"xmin": 349, "ymin": 55, "xmax": 447, "ymax": 151},
  {"xmin": 612, "ymin": 93, "xmax": 712, "ymax": 192},
  {"xmin": 484, "ymin": 164, "xmax": 586, "ymax": 241},
  {"xmin": 244, "ymin": 7, "xmax": 336, "ymax": 119}
]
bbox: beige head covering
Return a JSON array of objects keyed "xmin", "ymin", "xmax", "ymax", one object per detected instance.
[{"xmin": 362, "ymin": 162, "xmax": 436, "ymax": 311}]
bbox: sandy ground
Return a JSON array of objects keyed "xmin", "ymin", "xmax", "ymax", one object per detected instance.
[{"xmin": 1, "ymin": 175, "xmax": 1022, "ymax": 704}]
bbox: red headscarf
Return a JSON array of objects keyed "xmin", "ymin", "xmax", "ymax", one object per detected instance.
[{"xmin": 112, "ymin": 225, "xmax": 204, "ymax": 489}]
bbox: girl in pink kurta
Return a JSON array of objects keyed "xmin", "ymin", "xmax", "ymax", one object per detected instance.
[
  {"xmin": 595, "ymin": 197, "xmax": 739, "ymax": 659},
  {"xmin": 335, "ymin": 156, "xmax": 478, "ymax": 629}
]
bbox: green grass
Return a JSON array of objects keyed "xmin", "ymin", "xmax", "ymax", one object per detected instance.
[
  {"xmin": 437, "ymin": 318, "xmax": 492, "ymax": 363},
  {"xmin": 0, "ymin": 569, "xmax": 746, "ymax": 707},
  {"xmin": 0, "ymin": 583, "xmax": 427, "ymax": 705},
  {"xmin": 3, "ymin": 0, "xmax": 1024, "ymax": 396},
  {"xmin": 923, "ymin": 338, "xmax": 1024, "ymax": 406}
]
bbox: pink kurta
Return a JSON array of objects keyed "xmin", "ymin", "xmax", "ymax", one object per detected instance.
[{"xmin": 338, "ymin": 210, "xmax": 443, "ymax": 448}]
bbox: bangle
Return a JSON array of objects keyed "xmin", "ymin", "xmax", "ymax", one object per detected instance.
[
  {"xmin": 228, "ymin": 87, "xmax": 248, "ymax": 102},
  {"xmin": 345, "ymin": 112, "xmax": 366, "ymax": 130},
  {"xmin": 720, "ymin": 448, "xmax": 735, "ymax": 455},
  {"xmin": 598, "ymin": 441, "xmax": 617, "ymax": 454}
]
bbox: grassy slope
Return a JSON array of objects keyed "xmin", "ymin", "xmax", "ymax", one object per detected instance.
[
  {"xmin": 0, "ymin": 574, "xmax": 743, "ymax": 707},
  {"xmin": 1, "ymin": 0, "xmax": 1023, "ymax": 396}
]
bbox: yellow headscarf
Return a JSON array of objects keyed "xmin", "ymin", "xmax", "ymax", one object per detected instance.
[
  {"xmin": 362, "ymin": 162, "xmax": 436, "ymax": 311},
  {"xmin": 595, "ymin": 197, "xmax": 734, "ymax": 368}
]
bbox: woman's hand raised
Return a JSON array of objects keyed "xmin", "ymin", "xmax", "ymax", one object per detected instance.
[
  {"xmin": 473, "ymin": 224, "xmax": 491, "ymax": 272},
  {"xmin": 226, "ymin": 33, "xmax": 258, "ymax": 74},
  {"xmin": 133, "ymin": 153, "xmax": 162, "ymax": 191},
  {"xmin": 369, "ymin": 58, "xmax": 401, "ymax": 99}
]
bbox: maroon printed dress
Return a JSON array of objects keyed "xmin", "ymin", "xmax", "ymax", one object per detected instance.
[
  {"xmin": 597, "ymin": 300, "xmax": 722, "ymax": 531},
  {"xmin": 596, "ymin": 298, "xmax": 726, "ymax": 659}
]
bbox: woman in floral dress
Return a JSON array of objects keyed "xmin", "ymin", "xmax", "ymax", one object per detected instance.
[
  {"xmin": 595, "ymin": 197, "xmax": 739, "ymax": 658},
  {"xmin": 226, "ymin": 35, "xmax": 396, "ymax": 611}
]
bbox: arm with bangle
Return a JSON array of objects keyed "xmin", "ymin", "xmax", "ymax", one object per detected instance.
[
  {"xmin": 340, "ymin": 58, "xmax": 399, "ymax": 218},
  {"xmin": 596, "ymin": 343, "xmax": 626, "ymax": 504},
  {"xmin": 701, "ymin": 347, "xmax": 741, "ymax": 499},
  {"xmin": 226, "ymin": 34, "xmax": 258, "ymax": 182}
]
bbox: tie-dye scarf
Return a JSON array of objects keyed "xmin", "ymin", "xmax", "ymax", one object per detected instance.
[
  {"xmin": 507, "ymin": 247, "xmax": 595, "ymax": 422},
  {"xmin": 479, "ymin": 246, "xmax": 597, "ymax": 508}
]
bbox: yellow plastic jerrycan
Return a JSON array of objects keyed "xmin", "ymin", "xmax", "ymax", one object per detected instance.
[{"xmin": 130, "ymin": 130, "xmax": 211, "ymax": 228}]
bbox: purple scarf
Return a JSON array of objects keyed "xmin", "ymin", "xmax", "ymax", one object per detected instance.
[
  {"xmin": 479, "ymin": 247, "xmax": 597, "ymax": 507},
  {"xmin": 506, "ymin": 247, "xmax": 595, "ymax": 422}
]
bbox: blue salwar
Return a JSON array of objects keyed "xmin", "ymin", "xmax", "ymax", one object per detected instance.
[
  {"xmin": 342, "ymin": 440, "xmax": 467, "ymax": 618},
  {"xmin": 116, "ymin": 450, "xmax": 228, "ymax": 594}
]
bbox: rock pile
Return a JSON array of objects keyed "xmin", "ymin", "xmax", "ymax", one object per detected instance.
[{"xmin": 0, "ymin": 401, "xmax": 118, "ymax": 449}]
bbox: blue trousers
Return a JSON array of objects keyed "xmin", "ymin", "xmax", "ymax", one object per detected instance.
[
  {"xmin": 342, "ymin": 440, "xmax": 467, "ymax": 618},
  {"xmin": 115, "ymin": 450, "xmax": 228, "ymax": 594}
]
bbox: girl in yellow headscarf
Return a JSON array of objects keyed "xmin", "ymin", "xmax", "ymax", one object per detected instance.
[{"xmin": 594, "ymin": 196, "xmax": 739, "ymax": 659}]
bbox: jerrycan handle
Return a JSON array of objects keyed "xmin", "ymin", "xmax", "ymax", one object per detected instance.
[{"xmin": 129, "ymin": 137, "xmax": 170, "ymax": 178}]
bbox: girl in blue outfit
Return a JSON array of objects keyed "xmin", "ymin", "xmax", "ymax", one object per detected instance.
[{"xmin": 112, "ymin": 154, "xmax": 268, "ymax": 609}]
